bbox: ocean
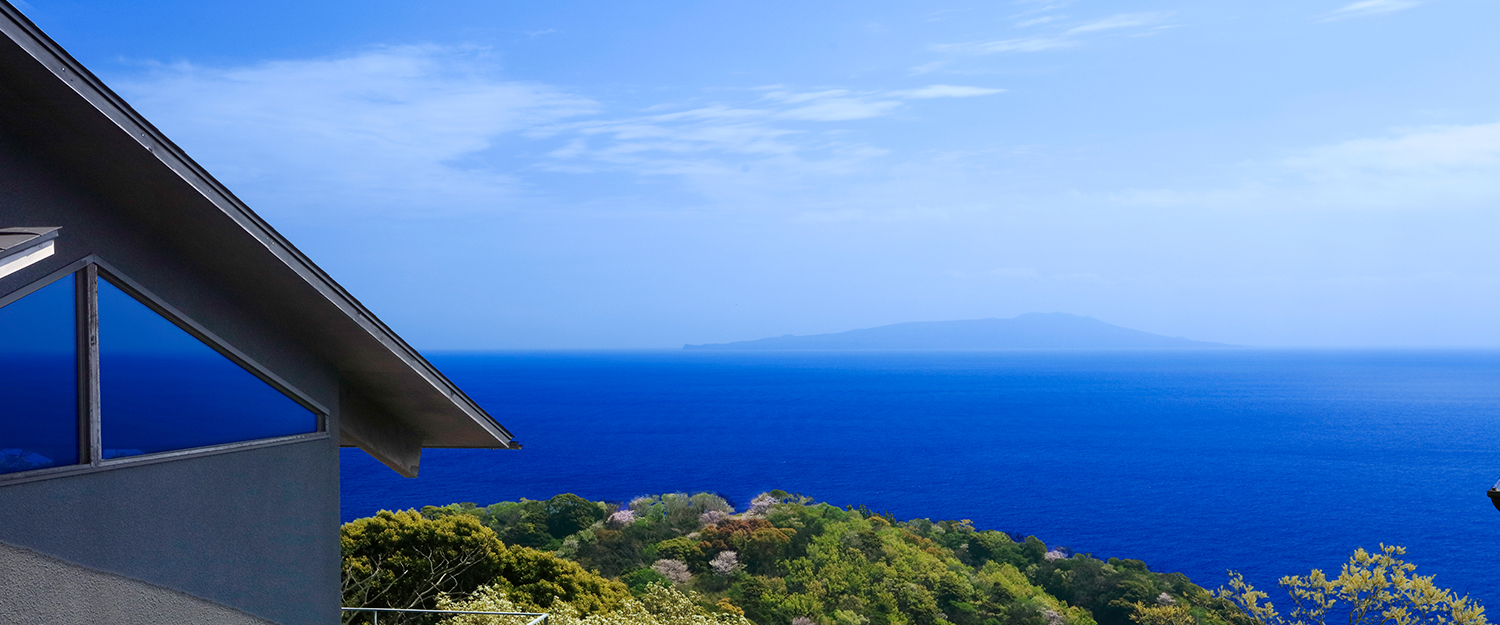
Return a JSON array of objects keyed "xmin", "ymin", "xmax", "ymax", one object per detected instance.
[{"xmin": 339, "ymin": 349, "xmax": 1500, "ymax": 605}]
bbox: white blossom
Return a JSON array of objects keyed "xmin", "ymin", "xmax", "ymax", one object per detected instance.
[
  {"xmin": 709, "ymin": 551, "xmax": 742, "ymax": 577},
  {"xmin": 608, "ymin": 509, "xmax": 637, "ymax": 528},
  {"xmin": 747, "ymin": 494, "xmax": 777, "ymax": 517},
  {"xmin": 651, "ymin": 559, "xmax": 693, "ymax": 585}
]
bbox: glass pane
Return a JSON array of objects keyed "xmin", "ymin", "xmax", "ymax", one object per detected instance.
[
  {"xmin": 0, "ymin": 273, "xmax": 78, "ymax": 474},
  {"xmin": 99, "ymin": 278, "xmax": 316, "ymax": 458}
]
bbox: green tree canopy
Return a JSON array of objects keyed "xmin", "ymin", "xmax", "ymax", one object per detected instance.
[
  {"xmin": 342, "ymin": 508, "xmax": 627, "ymax": 624},
  {"xmin": 346, "ymin": 494, "xmax": 1488, "ymax": 625},
  {"xmin": 548, "ymin": 494, "xmax": 607, "ymax": 539},
  {"xmin": 342, "ymin": 510, "xmax": 508, "ymax": 619}
]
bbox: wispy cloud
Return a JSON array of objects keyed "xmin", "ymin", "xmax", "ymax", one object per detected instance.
[
  {"xmin": 933, "ymin": 36, "xmax": 1076, "ymax": 55},
  {"xmin": 1015, "ymin": 15, "xmax": 1065, "ymax": 28},
  {"xmin": 532, "ymin": 84, "xmax": 1006, "ymax": 184},
  {"xmin": 933, "ymin": 11, "xmax": 1174, "ymax": 56},
  {"xmin": 1320, "ymin": 0, "xmax": 1423, "ymax": 21},
  {"xmin": 115, "ymin": 46, "xmax": 596, "ymax": 219},
  {"xmin": 1118, "ymin": 121, "xmax": 1500, "ymax": 210},
  {"xmin": 893, "ymin": 85, "xmax": 1007, "ymax": 99},
  {"xmin": 908, "ymin": 61, "xmax": 949, "ymax": 75},
  {"xmin": 114, "ymin": 46, "xmax": 1007, "ymax": 221},
  {"xmin": 1064, "ymin": 12, "xmax": 1171, "ymax": 35}
]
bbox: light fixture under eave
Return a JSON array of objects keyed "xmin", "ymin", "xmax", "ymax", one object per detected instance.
[{"xmin": 0, "ymin": 227, "xmax": 60, "ymax": 281}]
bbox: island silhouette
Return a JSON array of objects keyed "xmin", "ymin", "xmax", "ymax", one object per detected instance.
[{"xmin": 684, "ymin": 312, "xmax": 1229, "ymax": 350}]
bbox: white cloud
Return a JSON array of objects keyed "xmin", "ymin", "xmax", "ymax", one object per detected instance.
[
  {"xmin": 114, "ymin": 46, "xmax": 1007, "ymax": 223},
  {"xmin": 1118, "ymin": 122, "xmax": 1500, "ymax": 210},
  {"xmin": 533, "ymin": 85, "xmax": 1005, "ymax": 182},
  {"xmin": 933, "ymin": 11, "xmax": 1174, "ymax": 56},
  {"xmin": 892, "ymin": 85, "xmax": 1007, "ymax": 99},
  {"xmin": 1063, "ymin": 12, "xmax": 1171, "ymax": 35},
  {"xmin": 1016, "ymin": 15, "xmax": 1065, "ymax": 28},
  {"xmin": 933, "ymin": 36, "xmax": 1076, "ymax": 55},
  {"xmin": 777, "ymin": 98, "xmax": 904, "ymax": 121},
  {"xmin": 908, "ymin": 61, "xmax": 949, "ymax": 75},
  {"xmin": 1320, "ymin": 0, "xmax": 1423, "ymax": 21},
  {"xmin": 114, "ymin": 46, "xmax": 596, "ymax": 219}
]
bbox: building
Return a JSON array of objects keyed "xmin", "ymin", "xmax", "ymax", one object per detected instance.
[{"xmin": 0, "ymin": 3, "xmax": 519, "ymax": 623}]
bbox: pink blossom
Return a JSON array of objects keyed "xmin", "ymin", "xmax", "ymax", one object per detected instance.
[
  {"xmin": 747, "ymin": 494, "xmax": 777, "ymax": 517},
  {"xmin": 710, "ymin": 550, "xmax": 742, "ymax": 576},
  {"xmin": 607, "ymin": 509, "xmax": 636, "ymax": 528},
  {"xmin": 651, "ymin": 559, "xmax": 692, "ymax": 585}
]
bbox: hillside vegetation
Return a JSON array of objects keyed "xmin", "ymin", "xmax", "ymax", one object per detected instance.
[{"xmin": 341, "ymin": 492, "xmax": 1485, "ymax": 625}]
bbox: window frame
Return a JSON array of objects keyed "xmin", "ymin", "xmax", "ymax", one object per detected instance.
[{"xmin": 0, "ymin": 255, "xmax": 329, "ymax": 486}]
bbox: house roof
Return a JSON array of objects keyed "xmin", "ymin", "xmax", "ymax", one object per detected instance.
[
  {"xmin": 0, "ymin": 227, "xmax": 58, "ymax": 259},
  {"xmin": 0, "ymin": 3, "xmax": 518, "ymax": 474}
]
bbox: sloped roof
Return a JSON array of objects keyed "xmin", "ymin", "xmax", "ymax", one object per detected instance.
[{"xmin": 0, "ymin": 2, "xmax": 517, "ymax": 475}]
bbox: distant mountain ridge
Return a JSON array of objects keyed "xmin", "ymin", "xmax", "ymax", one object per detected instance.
[{"xmin": 683, "ymin": 313, "xmax": 1229, "ymax": 350}]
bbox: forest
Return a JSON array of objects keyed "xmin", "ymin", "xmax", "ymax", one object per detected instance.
[{"xmin": 341, "ymin": 492, "xmax": 1486, "ymax": 625}]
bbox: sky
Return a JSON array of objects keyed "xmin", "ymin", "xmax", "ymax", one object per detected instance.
[{"xmin": 14, "ymin": 0, "xmax": 1500, "ymax": 348}]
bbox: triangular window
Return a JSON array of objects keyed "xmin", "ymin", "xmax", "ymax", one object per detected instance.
[
  {"xmin": 0, "ymin": 273, "xmax": 79, "ymax": 474},
  {"xmin": 98, "ymin": 277, "xmax": 316, "ymax": 458}
]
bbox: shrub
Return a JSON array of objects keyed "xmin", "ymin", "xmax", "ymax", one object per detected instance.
[
  {"xmin": 436, "ymin": 583, "xmax": 753, "ymax": 625},
  {"xmin": 1214, "ymin": 545, "xmax": 1488, "ymax": 625},
  {"xmin": 657, "ymin": 537, "xmax": 706, "ymax": 569},
  {"xmin": 492, "ymin": 544, "xmax": 630, "ymax": 615},
  {"xmin": 623, "ymin": 569, "xmax": 673, "ymax": 595}
]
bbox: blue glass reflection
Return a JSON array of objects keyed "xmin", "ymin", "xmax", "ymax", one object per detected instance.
[
  {"xmin": 0, "ymin": 273, "xmax": 78, "ymax": 474},
  {"xmin": 98, "ymin": 278, "xmax": 316, "ymax": 458}
]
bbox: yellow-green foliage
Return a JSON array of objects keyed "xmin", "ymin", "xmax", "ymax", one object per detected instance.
[
  {"xmin": 979, "ymin": 562, "xmax": 1096, "ymax": 625},
  {"xmin": 733, "ymin": 503, "xmax": 1091, "ymax": 625},
  {"xmin": 342, "ymin": 510, "xmax": 509, "ymax": 614},
  {"xmin": 341, "ymin": 509, "xmax": 628, "ymax": 619},
  {"xmin": 435, "ymin": 583, "xmax": 752, "ymax": 625},
  {"xmin": 1128, "ymin": 604, "xmax": 1197, "ymax": 625},
  {"xmin": 1214, "ymin": 545, "xmax": 1486, "ymax": 625},
  {"xmin": 497, "ymin": 545, "xmax": 632, "ymax": 615}
]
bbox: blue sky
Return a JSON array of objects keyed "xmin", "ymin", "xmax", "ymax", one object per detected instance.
[{"xmin": 17, "ymin": 0, "xmax": 1500, "ymax": 348}]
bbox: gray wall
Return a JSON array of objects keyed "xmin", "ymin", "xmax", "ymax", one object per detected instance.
[
  {"xmin": 0, "ymin": 467, "xmax": 309, "ymax": 623},
  {"xmin": 0, "ymin": 99, "xmax": 344, "ymax": 622}
]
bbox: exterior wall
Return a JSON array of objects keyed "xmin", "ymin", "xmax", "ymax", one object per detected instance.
[
  {"xmin": 0, "ymin": 104, "xmax": 344, "ymax": 621},
  {"xmin": 1, "ymin": 502, "xmax": 284, "ymax": 625},
  {"xmin": 0, "ymin": 441, "xmax": 339, "ymax": 625}
]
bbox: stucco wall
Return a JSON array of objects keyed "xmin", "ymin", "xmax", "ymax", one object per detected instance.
[
  {"xmin": 0, "ymin": 441, "xmax": 341, "ymax": 625},
  {"xmin": 0, "ymin": 538, "xmax": 278, "ymax": 625}
]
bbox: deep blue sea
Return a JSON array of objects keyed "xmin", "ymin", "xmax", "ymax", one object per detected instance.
[{"xmin": 340, "ymin": 350, "xmax": 1500, "ymax": 606}]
